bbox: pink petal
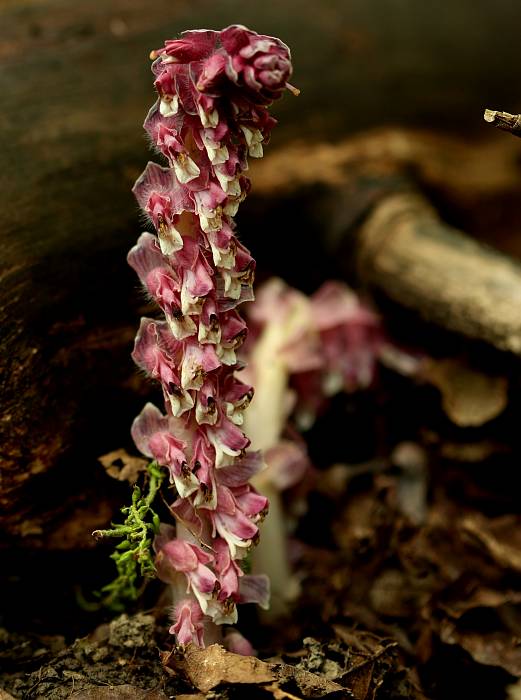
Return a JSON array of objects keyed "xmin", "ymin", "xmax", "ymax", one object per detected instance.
[
  {"xmin": 131, "ymin": 402, "xmax": 168, "ymax": 457},
  {"xmin": 234, "ymin": 487, "xmax": 268, "ymax": 517},
  {"xmin": 215, "ymin": 485, "xmax": 236, "ymax": 515},
  {"xmin": 170, "ymin": 497, "xmax": 204, "ymax": 539},
  {"xmin": 223, "ymin": 629, "xmax": 255, "ymax": 656},
  {"xmin": 180, "ymin": 339, "xmax": 221, "ymax": 390},
  {"xmin": 170, "ymin": 598, "xmax": 205, "ymax": 647},
  {"xmin": 127, "ymin": 232, "xmax": 165, "ymax": 283},
  {"xmin": 190, "ymin": 561, "xmax": 218, "ymax": 594},
  {"xmin": 217, "ymin": 451, "xmax": 264, "ymax": 487},
  {"xmin": 216, "ymin": 509, "xmax": 258, "ymax": 542},
  {"xmin": 207, "ymin": 415, "xmax": 250, "ymax": 466},
  {"xmin": 162, "ymin": 539, "xmax": 198, "ymax": 572},
  {"xmin": 264, "ymin": 440, "xmax": 311, "ymax": 491},
  {"xmin": 157, "ymin": 30, "xmax": 219, "ymax": 62},
  {"xmin": 239, "ymin": 574, "xmax": 270, "ymax": 609}
]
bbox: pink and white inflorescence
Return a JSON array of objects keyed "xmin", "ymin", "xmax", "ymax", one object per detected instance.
[{"xmin": 127, "ymin": 26, "xmax": 294, "ymax": 647}]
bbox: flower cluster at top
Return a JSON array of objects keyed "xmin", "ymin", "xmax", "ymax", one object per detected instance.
[{"xmin": 127, "ymin": 26, "xmax": 293, "ymax": 648}]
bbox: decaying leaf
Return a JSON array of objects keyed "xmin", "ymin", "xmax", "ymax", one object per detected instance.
[
  {"xmin": 171, "ymin": 644, "xmax": 275, "ymax": 693},
  {"xmin": 168, "ymin": 644, "xmax": 346, "ymax": 697},
  {"xmin": 439, "ymin": 621, "xmax": 521, "ymax": 677},
  {"xmin": 422, "ymin": 358, "xmax": 508, "ymax": 427},
  {"xmin": 98, "ymin": 448, "xmax": 148, "ymax": 483},
  {"xmin": 461, "ymin": 514, "xmax": 521, "ymax": 574},
  {"xmin": 274, "ymin": 664, "xmax": 346, "ymax": 698},
  {"xmin": 438, "ymin": 587, "xmax": 521, "ymax": 619}
]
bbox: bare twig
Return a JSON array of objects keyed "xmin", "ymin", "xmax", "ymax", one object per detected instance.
[{"xmin": 484, "ymin": 109, "xmax": 521, "ymax": 137}]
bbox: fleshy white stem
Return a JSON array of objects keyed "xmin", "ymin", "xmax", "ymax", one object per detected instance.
[{"xmin": 243, "ymin": 282, "xmax": 312, "ymax": 615}]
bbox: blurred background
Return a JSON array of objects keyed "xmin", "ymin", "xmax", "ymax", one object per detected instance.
[{"xmin": 2, "ymin": 0, "xmax": 521, "ymax": 690}]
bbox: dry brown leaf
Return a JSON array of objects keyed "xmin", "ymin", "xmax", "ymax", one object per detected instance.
[
  {"xmin": 422, "ymin": 358, "xmax": 508, "ymax": 427},
  {"xmin": 439, "ymin": 621, "xmax": 521, "ymax": 677},
  {"xmin": 331, "ymin": 627, "xmax": 401, "ymax": 699},
  {"xmin": 461, "ymin": 514, "xmax": 521, "ymax": 574},
  {"xmin": 175, "ymin": 644, "xmax": 275, "ymax": 693},
  {"xmin": 98, "ymin": 448, "xmax": 148, "ymax": 483},
  {"xmin": 274, "ymin": 664, "xmax": 346, "ymax": 698},
  {"xmin": 170, "ymin": 644, "xmax": 346, "ymax": 698},
  {"xmin": 439, "ymin": 587, "xmax": 521, "ymax": 619}
]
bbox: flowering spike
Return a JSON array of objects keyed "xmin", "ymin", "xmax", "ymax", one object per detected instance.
[{"xmin": 127, "ymin": 26, "xmax": 294, "ymax": 647}]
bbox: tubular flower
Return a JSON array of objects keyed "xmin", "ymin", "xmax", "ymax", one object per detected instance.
[{"xmin": 128, "ymin": 26, "xmax": 293, "ymax": 648}]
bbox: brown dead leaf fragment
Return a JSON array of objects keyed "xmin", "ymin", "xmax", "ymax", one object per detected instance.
[
  {"xmin": 169, "ymin": 644, "xmax": 346, "ymax": 698},
  {"xmin": 274, "ymin": 664, "xmax": 346, "ymax": 698},
  {"xmin": 98, "ymin": 448, "xmax": 148, "ymax": 483},
  {"xmin": 439, "ymin": 621, "xmax": 521, "ymax": 677},
  {"xmin": 422, "ymin": 358, "xmax": 508, "ymax": 427},
  {"xmin": 461, "ymin": 514, "xmax": 521, "ymax": 574},
  {"xmin": 173, "ymin": 644, "xmax": 275, "ymax": 693},
  {"xmin": 439, "ymin": 587, "xmax": 521, "ymax": 619}
]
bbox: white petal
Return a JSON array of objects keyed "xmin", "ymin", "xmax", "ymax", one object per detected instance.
[
  {"xmin": 166, "ymin": 313, "xmax": 197, "ymax": 341},
  {"xmin": 173, "ymin": 155, "xmax": 200, "ymax": 184},
  {"xmin": 158, "ymin": 225, "xmax": 183, "ymax": 255},
  {"xmin": 249, "ymin": 142, "xmax": 263, "ymax": 158},
  {"xmin": 159, "ymin": 95, "xmax": 179, "ymax": 117}
]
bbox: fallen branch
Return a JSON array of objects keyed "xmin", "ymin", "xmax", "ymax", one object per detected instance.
[
  {"xmin": 355, "ymin": 192, "xmax": 521, "ymax": 356},
  {"xmin": 484, "ymin": 109, "xmax": 521, "ymax": 138}
]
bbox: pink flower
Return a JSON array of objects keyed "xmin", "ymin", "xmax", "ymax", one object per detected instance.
[
  {"xmin": 156, "ymin": 535, "xmax": 217, "ymax": 613},
  {"xmin": 170, "ymin": 598, "xmax": 205, "ymax": 647},
  {"xmin": 213, "ymin": 537, "xmax": 242, "ymax": 602},
  {"xmin": 211, "ymin": 538, "xmax": 269, "ymax": 608},
  {"xmin": 131, "ymin": 318, "xmax": 194, "ymax": 416},
  {"xmin": 206, "ymin": 412, "xmax": 250, "ymax": 467},
  {"xmin": 179, "ymin": 337, "xmax": 221, "ymax": 391},
  {"xmin": 171, "ymin": 450, "xmax": 267, "ymax": 556},
  {"xmin": 132, "ymin": 162, "xmax": 194, "ymax": 255},
  {"xmin": 220, "ymin": 25, "xmax": 292, "ymax": 98},
  {"xmin": 198, "ymin": 295, "xmax": 221, "ymax": 344},
  {"xmin": 210, "ymin": 482, "xmax": 267, "ymax": 557},
  {"xmin": 131, "ymin": 403, "xmax": 198, "ymax": 497},
  {"xmin": 311, "ymin": 282, "xmax": 383, "ymax": 394},
  {"xmin": 263, "ymin": 440, "xmax": 311, "ymax": 491}
]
